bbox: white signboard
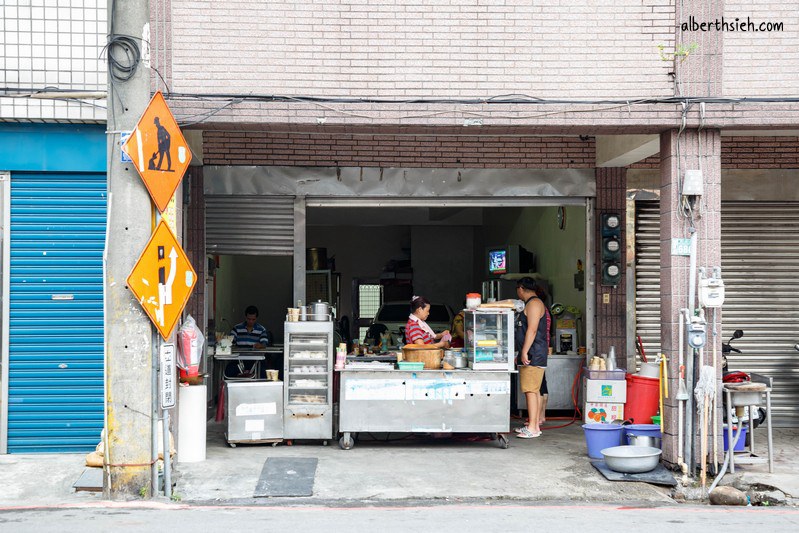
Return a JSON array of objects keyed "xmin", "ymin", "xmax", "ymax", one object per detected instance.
[
  {"xmin": 235, "ymin": 402, "xmax": 277, "ymax": 417},
  {"xmin": 159, "ymin": 343, "xmax": 176, "ymax": 409}
]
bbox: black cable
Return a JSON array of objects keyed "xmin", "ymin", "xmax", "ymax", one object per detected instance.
[
  {"xmin": 103, "ymin": 35, "xmax": 141, "ymax": 84},
  {"xmin": 163, "ymin": 92, "xmax": 799, "ymax": 106}
]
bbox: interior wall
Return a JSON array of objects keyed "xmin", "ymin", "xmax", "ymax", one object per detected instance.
[
  {"xmin": 411, "ymin": 226, "xmax": 475, "ymax": 314},
  {"xmin": 214, "ymin": 255, "xmax": 293, "ymax": 343},
  {"xmin": 307, "ymin": 225, "xmax": 411, "ymax": 325},
  {"xmin": 474, "ymin": 208, "xmax": 524, "ymax": 286},
  {"xmin": 477, "ymin": 205, "xmax": 588, "ymax": 343}
]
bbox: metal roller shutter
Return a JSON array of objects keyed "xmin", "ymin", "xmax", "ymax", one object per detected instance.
[
  {"xmin": 205, "ymin": 195, "xmax": 294, "ymax": 255},
  {"xmin": 633, "ymin": 201, "xmax": 662, "ymax": 360},
  {"xmin": 634, "ymin": 200, "xmax": 799, "ymax": 427},
  {"xmin": 7, "ymin": 172, "xmax": 106, "ymax": 453},
  {"xmin": 721, "ymin": 202, "xmax": 799, "ymax": 427}
]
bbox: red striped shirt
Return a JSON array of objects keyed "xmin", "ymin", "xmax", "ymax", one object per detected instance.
[{"xmin": 405, "ymin": 318, "xmax": 434, "ymax": 344}]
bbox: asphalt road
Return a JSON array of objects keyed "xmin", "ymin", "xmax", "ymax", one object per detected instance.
[{"xmin": 1, "ymin": 501, "xmax": 798, "ymax": 532}]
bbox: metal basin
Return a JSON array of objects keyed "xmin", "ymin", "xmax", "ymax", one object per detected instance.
[
  {"xmin": 600, "ymin": 445, "xmax": 662, "ymax": 473},
  {"xmin": 625, "ymin": 433, "xmax": 662, "ymax": 449}
]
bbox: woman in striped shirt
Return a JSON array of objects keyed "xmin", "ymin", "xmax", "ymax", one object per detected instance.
[{"xmin": 405, "ymin": 296, "xmax": 451, "ymax": 348}]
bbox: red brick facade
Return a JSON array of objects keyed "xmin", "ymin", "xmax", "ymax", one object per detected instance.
[
  {"xmin": 629, "ymin": 137, "xmax": 799, "ymax": 169},
  {"xmin": 202, "ymin": 132, "xmax": 596, "ymax": 168},
  {"xmin": 594, "ymin": 168, "xmax": 628, "ymax": 361}
]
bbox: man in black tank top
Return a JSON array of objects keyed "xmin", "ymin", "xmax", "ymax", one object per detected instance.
[{"xmin": 515, "ymin": 277, "xmax": 548, "ymax": 438}]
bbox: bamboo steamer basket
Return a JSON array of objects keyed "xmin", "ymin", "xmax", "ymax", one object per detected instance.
[{"xmin": 401, "ymin": 345, "xmax": 444, "ymax": 369}]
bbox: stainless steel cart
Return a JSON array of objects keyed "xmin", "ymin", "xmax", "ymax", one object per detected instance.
[
  {"xmin": 337, "ymin": 368, "xmax": 512, "ymax": 450},
  {"xmin": 283, "ymin": 320, "xmax": 334, "ymax": 442},
  {"xmin": 224, "ymin": 380, "xmax": 283, "ymax": 446}
]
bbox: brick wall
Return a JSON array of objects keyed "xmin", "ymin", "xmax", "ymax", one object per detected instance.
[
  {"xmin": 594, "ymin": 168, "xmax": 627, "ymax": 362},
  {"xmin": 202, "ymin": 132, "xmax": 596, "ymax": 168},
  {"xmin": 629, "ymin": 137, "xmax": 799, "ymax": 169},
  {"xmin": 150, "ymin": 0, "xmax": 173, "ymax": 94},
  {"xmin": 721, "ymin": 136, "xmax": 799, "ymax": 168},
  {"xmin": 723, "ymin": 1, "xmax": 799, "ymax": 97},
  {"xmin": 170, "ymin": 0, "xmax": 674, "ymax": 100}
]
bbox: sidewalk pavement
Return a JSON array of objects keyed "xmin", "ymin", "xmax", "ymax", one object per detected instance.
[{"xmin": 1, "ymin": 422, "xmax": 796, "ymax": 507}]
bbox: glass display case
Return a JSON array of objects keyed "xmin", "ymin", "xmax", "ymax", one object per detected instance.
[
  {"xmin": 464, "ymin": 309, "xmax": 515, "ymax": 371},
  {"xmin": 283, "ymin": 320, "xmax": 334, "ymax": 440}
]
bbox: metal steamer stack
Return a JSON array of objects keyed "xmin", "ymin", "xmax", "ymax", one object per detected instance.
[{"xmin": 283, "ymin": 307, "xmax": 335, "ymax": 442}]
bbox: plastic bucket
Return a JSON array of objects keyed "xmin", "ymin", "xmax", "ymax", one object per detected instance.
[
  {"xmin": 582, "ymin": 423, "xmax": 624, "ymax": 459},
  {"xmin": 624, "ymin": 423, "xmax": 662, "ymax": 446},
  {"xmin": 625, "ymin": 374, "xmax": 660, "ymax": 424},
  {"xmin": 723, "ymin": 426, "xmax": 748, "ymax": 452}
]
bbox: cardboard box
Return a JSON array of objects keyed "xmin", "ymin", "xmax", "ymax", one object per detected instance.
[
  {"xmin": 585, "ymin": 378, "xmax": 627, "ymax": 403},
  {"xmin": 584, "ymin": 402, "xmax": 625, "ymax": 424}
]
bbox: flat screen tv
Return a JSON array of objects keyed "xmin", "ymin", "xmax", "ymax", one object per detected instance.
[{"xmin": 486, "ymin": 244, "xmax": 535, "ymax": 278}]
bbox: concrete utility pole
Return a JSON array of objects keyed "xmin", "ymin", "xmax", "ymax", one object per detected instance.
[{"xmin": 105, "ymin": 0, "xmax": 154, "ymax": 498}]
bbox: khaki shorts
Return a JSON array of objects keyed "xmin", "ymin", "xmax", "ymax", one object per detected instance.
[{"xmin": 519, "ymin": 365, "xmax": 545, "ymax": 394}]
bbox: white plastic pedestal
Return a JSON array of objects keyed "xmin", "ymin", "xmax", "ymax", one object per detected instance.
[{"xmin": 177, "ymin": 384, "xmax": 207, "ymax": 462}]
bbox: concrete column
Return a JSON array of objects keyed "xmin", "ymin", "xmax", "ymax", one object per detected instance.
[
  {"xmin": 594, "ymin": 168, "xmax": 627, "ymax": 363},
  {"xmin": 105, "ymin": 0, "xmax": 155, "ymax": 497},
  {"xmin": 659, "ymin": 129, "xmax": 722, "ymax": 468}
]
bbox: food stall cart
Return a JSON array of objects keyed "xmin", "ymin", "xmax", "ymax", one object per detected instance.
[
  {"xmin": 216, "ymin": 347, "xmax": 285, "ymax": 446},
  {"xmin": 337, "ymin": 308, "xmax": 515, "ymax": 450}
]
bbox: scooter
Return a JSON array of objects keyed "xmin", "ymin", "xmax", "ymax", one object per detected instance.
[
  {"xmin": 721, "ymin": 329, "xmax": 743, "ymax": 372},
  {"xmin": 721, "ymin": 329, "xmax": 767, "ymax": 428}
]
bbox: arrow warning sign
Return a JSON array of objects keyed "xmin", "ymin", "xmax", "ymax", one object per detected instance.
[{"xmin": 127, "ymin": 220, "xmax": 197, "ymax": 340}]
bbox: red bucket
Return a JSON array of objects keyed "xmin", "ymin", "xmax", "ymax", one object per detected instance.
[{"xmin": 625, "ymin": 373, "xmax": 660, "ymax": 424}]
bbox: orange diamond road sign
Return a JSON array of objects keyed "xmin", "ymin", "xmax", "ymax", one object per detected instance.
[
  {"xmin": 121, "ymin": 90, "xmax": 192, "ymax": 213},
  {"xmin": 127, "ymin": 220, "xmax": 197, "ymax": 340}
]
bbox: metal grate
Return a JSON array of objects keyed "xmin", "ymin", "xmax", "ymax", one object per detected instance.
[
  {"xmin": 206, "ymin": 195, "xmax": 294, "ymax": 256},
  {"xmin": 634, "ymin": 200, "xmax": 799, "ymax": 427},
  {"xmin": 358, "ymin": 284, "xmax": 382, "ymax": 318},
  {"xmin": 6, "ymin": 171, "xmax": 106, "ymax": 452}
]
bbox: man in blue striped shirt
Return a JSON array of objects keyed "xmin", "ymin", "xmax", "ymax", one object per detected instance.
[{"xmin": 231, "ymin": 305, "xmax": 271, "ymax": 348}]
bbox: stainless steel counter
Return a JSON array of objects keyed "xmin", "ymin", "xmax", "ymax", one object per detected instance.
[
  {"xmin": 337, "ymin": 368, "xmax": 511, "ymax": 449},
  {"xmin": 224, "ymin": 380, "xmax": 284, "ymax": 445}
]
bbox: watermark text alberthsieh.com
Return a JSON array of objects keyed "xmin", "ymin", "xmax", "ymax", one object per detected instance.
[{"xmin": 683, "ymin": 16, "xmax": 784, "ymax": 32}]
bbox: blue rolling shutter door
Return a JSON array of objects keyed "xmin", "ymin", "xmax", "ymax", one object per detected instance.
[{"xmin": 7, "ymin": 172, "xmax": 106, "ymax": 453}]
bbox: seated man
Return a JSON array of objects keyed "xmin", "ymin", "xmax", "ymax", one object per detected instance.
[
  {"xmin": 230, "ymin": 305, "xmax": 270, "ymax": 349},
  {"xmin": 225, "ymin": 305, "xmax": 271, "ymax": 379}
]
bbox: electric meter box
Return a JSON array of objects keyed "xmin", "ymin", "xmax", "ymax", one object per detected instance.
[
  {"xmin": 687, "ymin": 317, "xmax": 707, "ymax": 349},
  {"xmin": 699, "ymin": 277, "xmax": 725, "ymax": 308},
  {"xmin": 682, "ymin": 170, "xmax": 704, "ymax": 196}
]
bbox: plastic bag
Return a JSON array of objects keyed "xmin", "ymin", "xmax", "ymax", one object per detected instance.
[{"xmin": 177, "ymin": 315, "xmax": 205, "ymax": 378}]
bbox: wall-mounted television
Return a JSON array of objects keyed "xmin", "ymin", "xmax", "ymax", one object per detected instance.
[{"xmin": 486, "ymin": 244, "xmax": 535, "ymax": 278}]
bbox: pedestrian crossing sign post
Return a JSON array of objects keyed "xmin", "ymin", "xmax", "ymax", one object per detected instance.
[
  {"xmin": 121, "ymin": 90, "xmax": 192, "ymax": 212},
  {"xmin": 127, "ymin": 220, "xmax": 197, "ymax": 340}
]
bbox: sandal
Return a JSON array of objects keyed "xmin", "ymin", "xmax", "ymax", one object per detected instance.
[{"xmin": 515, "ymin": 427, "xmax": 542, "ymax": 439}]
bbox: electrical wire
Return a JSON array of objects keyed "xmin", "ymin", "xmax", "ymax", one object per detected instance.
[
  {"xmin": 161, "ymin": 92, "xmax": 799, "ymax": 127},
  {"xmin": 104, "ymin": 35, "xmax": 141, "ymax": 84},
  {"xmin": 163, "ymin": 92, "xmax": 799, "ymax": 106}
]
